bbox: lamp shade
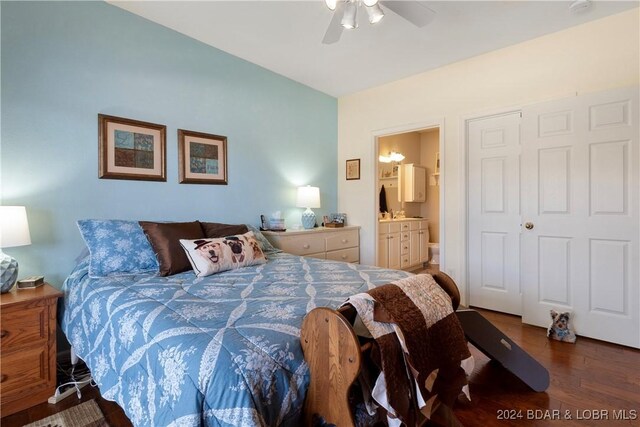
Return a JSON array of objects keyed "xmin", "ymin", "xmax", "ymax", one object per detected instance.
[
  {"xmin": 0, "ymin": 206, "xmax": 32, "ymax": 248},
  {"xmin": 296, "ymin": 186, "xmax": 321, "ymax": 209}
]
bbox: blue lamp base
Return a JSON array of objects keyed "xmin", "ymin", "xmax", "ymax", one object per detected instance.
[
  {"xmin": 0, "ymin": 252, "xmax": 18, "ymax": 293},
  {"xmin": 301, "ymin": 208, "xmax": 316, "ymax": 229}
]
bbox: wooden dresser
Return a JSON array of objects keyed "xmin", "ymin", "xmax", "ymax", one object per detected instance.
[
  {"xmin": 0, "ymin": 284, "xmax": 63, "ymax": 417},
  {"xmin": 263, "ymin": 226, "xmax": 360, "ymax": 263}
]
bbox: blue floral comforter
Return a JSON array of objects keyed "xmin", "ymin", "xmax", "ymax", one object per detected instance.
[{"xmin": 61, "ymin": 253, "xmax": 411, "ymax": 426}]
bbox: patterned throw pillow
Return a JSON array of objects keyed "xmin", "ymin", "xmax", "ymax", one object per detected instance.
[
  {"xmin": 77, "ymin": 219, "xmax": 159, "ymax": 278},
  {"xmin": 180, "ymin": 231, "xmax": 267, "ymax": 277},
  {"xmin": 245, "ymin": 224, "xmax": 281, "ymax": 254}
]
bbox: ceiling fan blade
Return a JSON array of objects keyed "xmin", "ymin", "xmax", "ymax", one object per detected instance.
[
  {"xmin": 322, "ymin": 2, "xmax": 345, "ymax": 44},
  {"xmin": 380, "ymin": 1, "xmax": 436, "ymax": 27}
]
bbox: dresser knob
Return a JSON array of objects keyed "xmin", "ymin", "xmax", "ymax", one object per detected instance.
[
  {"xmin": 0, "ymin": 330, "xmax": 7, "ymax": 339},
  {"xmin": 303, "ymin": 244, "xmax": 310, "ymax": 249},
  {"xmin": 341, "ymin": 255, "xmax": 347, "ymax": 260},
  {"xmin": 341, "ymin": 239, "xmax": 348, "ymax": 244},
  {"xmin": 0, "ymin": 374, "xmax": 6, "ymax": 383}
]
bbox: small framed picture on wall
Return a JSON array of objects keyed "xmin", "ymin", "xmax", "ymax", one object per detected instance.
[
  {"xmin": 346, "ymin": 158, "xmax": 360, "ymax": 180},
  {"xmin": 178, "ymin": 129, "xmax": 228, "ymax": 184},
  {"xmin": 98, "ymin": 114, "xmax": 166, "ymax": 181}
]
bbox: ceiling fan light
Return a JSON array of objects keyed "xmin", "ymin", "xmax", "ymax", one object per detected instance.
[
  {"xmin": 362, "ymin": 0, "xmax": 378, "ymax": 6},
  {"xmin": 325, "ymin": 0, "xmax": 338, "ymax": 11},
  {"xmin": 365, "ymin": 3, "xmax": 384, "ymax": 24},
  {"xmin": 341, "ymin": 1, "xmax": 358, "ymax": 29}
]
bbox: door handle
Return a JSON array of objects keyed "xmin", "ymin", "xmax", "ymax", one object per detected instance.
[{"xmin": 524, "ymin": 222, "xmax": 534, "ymax": 230}]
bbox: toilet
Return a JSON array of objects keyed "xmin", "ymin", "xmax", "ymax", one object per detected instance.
[{"xmin": 428, "ymin": 243, "xmax": 440, "ymax": 265}]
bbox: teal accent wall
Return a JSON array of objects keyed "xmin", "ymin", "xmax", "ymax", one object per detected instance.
[{"xmin": 1, "ymin": 1, "xmax": 337, "ymax": 286}]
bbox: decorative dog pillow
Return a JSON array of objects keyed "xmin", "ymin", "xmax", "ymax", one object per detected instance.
[
  {"xmin": 547, "ymin": 310, "xmax": 577, "ymax": 343},
  {"xmin": 180, "ymin": 231, "xmax": 266, "ymax": 277}
]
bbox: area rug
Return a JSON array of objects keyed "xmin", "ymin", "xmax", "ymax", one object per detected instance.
[{"xmin": 24, "ymin": 399, "xmax": 108, "ymax": 427}]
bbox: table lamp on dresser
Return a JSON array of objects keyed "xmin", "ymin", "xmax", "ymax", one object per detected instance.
[
  {"xmin": 0, "ymin": 206, "xmax": 32, "ymax": 293},
  {"xmin": 296, "ymin": 186, "xmax": 321, "ymax": 230}
]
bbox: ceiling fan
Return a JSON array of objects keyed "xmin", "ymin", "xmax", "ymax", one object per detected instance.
[{"xmin": 322, "ymin": 0, "xmax": 436, "ymax": 44}]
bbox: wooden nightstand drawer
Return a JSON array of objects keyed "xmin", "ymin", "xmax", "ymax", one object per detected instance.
[
  {"xmin": 0, "ymin": 345, "xmax": 49, "ymax": 398},
  {"xmin": 278, "ymin": 235, "xmax": 325, "ymax": 256},
  {"xmin": 0, "ymin": 284, "xmax": 62, "ymax": 417},
  {"xmin": 326, "ymin": 247, "xmax": 359, "ymax": 263},
  {"xmin": 325, "ymin": 230, "xmax": 358, "ymax": 251},
  {"xmin": 0, "ymin": 304, "xmax": 47, "ymax": 350}
]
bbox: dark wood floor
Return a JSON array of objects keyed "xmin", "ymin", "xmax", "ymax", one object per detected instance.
[{"xmin": 2, "ymin": 309, "xmax": 638, "ymax": 427}]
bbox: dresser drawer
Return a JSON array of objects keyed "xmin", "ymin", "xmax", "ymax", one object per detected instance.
[
  {"xmin": 400, "ymin": 222, "xmax": 411, "ymax": 232},
  {"xmin": 401, "ymin": 231, "xmax": 410, "ymax": 242},
  {"xmin": 0, "ymin": 304, "xmax": 47, "ymax": 351},
  {"xmin": 277, "ymin": 234, "xmax": 325, "ymax": 256},
  {"xmin": 326, "ymin": 230, "xmax": 359, "ymax": 252},
  {"xmin": 410, "ymin": 221, "xmax": 421, "ymax": 231},
  {"xmin": 306, "ymin": 252, "xmax": 326, "ymax": 260},
  {"xmin": 326, "ymin": 247, "xmax": 359, "ymax": 263},
  {"xmin": 0, "ymin": 345, "xmax": 50, "ymax": 399}
]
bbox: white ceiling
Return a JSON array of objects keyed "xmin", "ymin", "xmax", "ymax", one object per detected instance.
[{"xmin": 108, "ymin": 1, "xmax": 638, "ymax": 97}]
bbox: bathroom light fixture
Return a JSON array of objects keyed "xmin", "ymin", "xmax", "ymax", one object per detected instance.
[
  {"xmin": 0, "ymin": 206, "xmax": 32, "ymax": 293},
  {"xmin": 296, "ymin": 186, "xmax": 321, "ymax": 229},
  {"xmin": 379, "ymin": 151, "xmax": 405, "ymax": 163}
]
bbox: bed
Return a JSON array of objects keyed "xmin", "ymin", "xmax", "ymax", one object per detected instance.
[{"xmin": 61, "ymin": 249, "xmax": 413, "ymax": 426}]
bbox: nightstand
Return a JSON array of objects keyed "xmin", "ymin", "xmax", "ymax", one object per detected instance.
[
  {"xmin": 0, "ymin": 284, "xmax": 63, "ymax": 417},
  {"xmin": 263, "ymin": 226, "xmax": 360, "ymax": 263}
]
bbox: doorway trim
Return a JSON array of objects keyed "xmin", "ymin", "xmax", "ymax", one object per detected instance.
[
  {"xmin": 371, "ymin": 118, "xmax": 445, "ymax": 272},
  {"xmin": 459, "ymin": 105, "xmax": 522, "ymax": 308}
]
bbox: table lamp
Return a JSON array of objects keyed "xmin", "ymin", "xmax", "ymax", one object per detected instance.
[
  {"xmin": 296, "ymin": 186, "xmax": 321, "ymax": 229},
  {"xmin": 0, "ymin": 206, "xmax": 32, "ymax": 293}
]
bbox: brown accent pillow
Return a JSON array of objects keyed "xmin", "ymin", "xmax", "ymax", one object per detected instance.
[
  {"xmin": 139, "ymin": 221, "xmax": 205, "ymax": 276},
  {"xmin": 200, "ymin": 222, "xmax": 248, "ymax": 238}
]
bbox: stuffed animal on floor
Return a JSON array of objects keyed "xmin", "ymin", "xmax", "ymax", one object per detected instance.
[{"xmin": 547, "ymin": 310, "xmax": 577, "ymax": 343}]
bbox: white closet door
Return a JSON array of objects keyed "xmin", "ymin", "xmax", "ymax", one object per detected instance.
[
  {"xmin": 521, "ymin": 87, "xmax": 639, "ymax": 348},
  {"xmin": 468, "ymin": 112, "xmax": 523, "ymax": 315}
]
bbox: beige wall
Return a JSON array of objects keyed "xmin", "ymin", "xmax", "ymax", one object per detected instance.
[{"xmin": 337, "ymin": 9, "xmax": 639, "ymax": 289}]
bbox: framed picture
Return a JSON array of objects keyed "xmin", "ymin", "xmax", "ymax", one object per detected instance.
[
  {"xmin": 346, "ymin": 158, "xmax": 360, "ymax": 180},
  {"xmin": 178, "ymin": 129, "xmax": 228, "ymax": 185},
  {"xmin": 98, "ymin": 114, "xmax": 166, "ymax": 181}
]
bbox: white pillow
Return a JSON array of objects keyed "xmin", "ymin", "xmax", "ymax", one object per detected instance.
[{"xmin": 180, "ymin": 231, "xmax": 266, "ymax": 277}]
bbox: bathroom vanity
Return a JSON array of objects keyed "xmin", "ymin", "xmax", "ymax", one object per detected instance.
[{"xmin": 378, "ymin": 218, "xmax": 429, "ymax": 270}]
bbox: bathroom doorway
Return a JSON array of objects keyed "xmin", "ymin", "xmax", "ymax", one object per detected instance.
[{"xmin": 374, "ymin": 121, "xmax": 444, "ymax": 272}]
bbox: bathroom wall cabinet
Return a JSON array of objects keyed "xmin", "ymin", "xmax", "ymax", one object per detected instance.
[{"xmin": 402, "ymin": 164, "xmax": 427, "ymax": 202}]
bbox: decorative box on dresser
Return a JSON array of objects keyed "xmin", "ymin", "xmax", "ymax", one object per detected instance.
[
  {"xmin": 263, "ymin": 226, "xmax": 360, "ymax": 263},
  {"xmin": 0, "ymin": 284, "xmax": 63, "ymax": 417}
]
